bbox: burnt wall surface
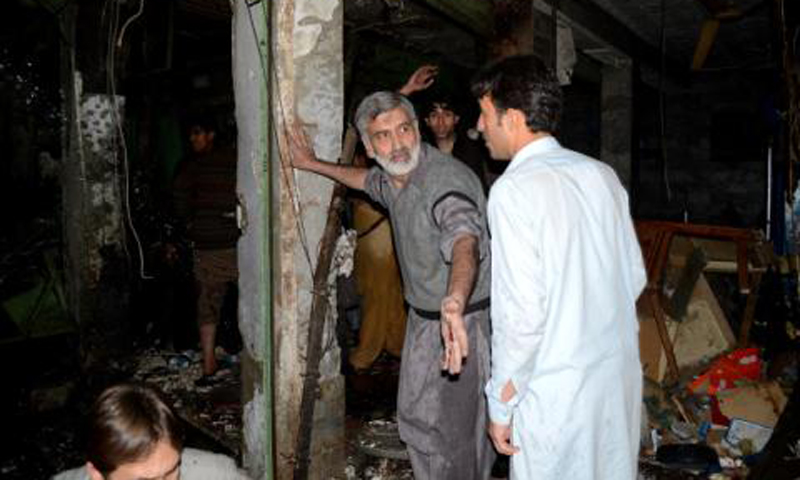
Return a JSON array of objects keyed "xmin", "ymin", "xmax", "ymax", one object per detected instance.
[
  {"xmin": 560, "ymin": 77, "xmax": 602, "ymax": 159},
  {"xmin": 634, "ymin": 71, "xmax": 775, "ymax": 228}
]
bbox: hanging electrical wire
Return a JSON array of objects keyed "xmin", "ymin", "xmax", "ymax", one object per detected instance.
[
  {"xmin": 659, "ymin": 0, "xmax": 672, "ymax": 203},
  {"xmin": 116, "ymin": 0, "xmax": 144, "ymax": 48},
  {"xmin": 105, "ymin": 0, "xmax": 153, "ymax": 280}
]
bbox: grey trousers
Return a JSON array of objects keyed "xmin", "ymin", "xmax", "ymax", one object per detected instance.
[{"xmin": 398, "ymin": 308, "xmax": 495, "ymax": 480}]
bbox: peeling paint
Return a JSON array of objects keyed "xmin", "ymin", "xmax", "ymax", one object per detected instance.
[
  {"xmin": 293, "ymin": 0, "xmax": 340, "ymax": 58},
  {"xmin": 249, "ymin": 151, "xmax": 262, "ymax": 195},
  {"xmin": 76, "ymin": 93, "xmax": 126, "ymax": 286},
  {"xmin": 234, "ymin": 1, "xmax": 344, "ymax": 477},
  {"xmin": 79, "ymin": 94, "xmax": 125, "ymax": 156},
  {"xmin": 243, "ymin": 390, "xmax": 266, "ymax": 479},
  {"xmin": 90, "ymin": 181, "xmax": 116, "ymax": 207}
]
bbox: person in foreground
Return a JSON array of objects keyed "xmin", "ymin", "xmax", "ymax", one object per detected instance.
[
  {"xmin": 472, "ymin": 55, "xmax": 646, "ymax": 479},
  {"xmin": 52, "ymin": 383, "xmax": 251, "ymax": 480},
  {"xmin": 288, "ymin": 91, "xmax": 494, "ymax": 479}
]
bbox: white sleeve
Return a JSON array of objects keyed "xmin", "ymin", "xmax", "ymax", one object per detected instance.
[{"xmin": 485, "ymin": 179, "xmax": 547, "ymax": 425}]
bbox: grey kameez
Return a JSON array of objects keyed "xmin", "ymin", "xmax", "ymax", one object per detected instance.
[{"xmin": 364, "ymin": 144, "xmax": 494, "ymax": 480}]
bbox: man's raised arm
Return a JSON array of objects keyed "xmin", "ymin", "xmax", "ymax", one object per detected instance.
[{"xmin": 287, "ymin": 123, "xmax": 368, "ymax": 191}]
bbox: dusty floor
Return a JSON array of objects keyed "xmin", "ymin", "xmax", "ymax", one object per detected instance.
[
  {"xmin": 340, "ymin": 354, "xmax": 736, "ymax": 480},
  {"xmin": 0, "ymin": 330, "xmax": 797, "ymax": 479}
]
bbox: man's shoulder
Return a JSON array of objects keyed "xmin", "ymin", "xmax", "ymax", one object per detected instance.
[
  {"xmin": 181, "ymin": 448, "xmax": 250, "ymax": 479},
  {"xmin": 51, "ymin": 466, "xmax": 88, "ymax": 480},
  {"xmin": 421, "ymin": 144, "xmax": 480, "ymax": 184}
]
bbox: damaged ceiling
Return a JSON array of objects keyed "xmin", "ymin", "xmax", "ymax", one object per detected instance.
[
  {"xmin": 343, "ymin": 0, "xmax": 773, "ymax": 73},
  {"xmin": 591, "ymin": 0, "xmax": 772, "ymax": 71},
  {"xmin": 165, "ymin": 0, "xmax": 774, "ymax": 76}
]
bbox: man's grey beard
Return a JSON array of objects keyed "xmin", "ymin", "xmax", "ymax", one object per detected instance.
[{"xmin": 375, "ymin": 142, "xmax": 421, "ymax": 177}]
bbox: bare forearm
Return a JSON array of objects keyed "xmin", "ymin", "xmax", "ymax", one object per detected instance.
[
  {"xmin": 298, "ymin": 159, "xmax": 368, "ymax": 191},
  {"xmin": 447, "ymin": 234, "xmax": 479, "ymax": 304}
]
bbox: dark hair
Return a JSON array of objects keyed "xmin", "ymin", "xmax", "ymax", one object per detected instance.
[
  {"xmin": 86, "ymin": 384, "xmax": 184, "ymax": 475},
  {"xmin": 470, "ymin": 55, "xmax": 562, "ymax": 133},
  {"xmin": 186, "ymin": 112, "xmax": 218, "ymax": 134},
  {"xmin": 423, "ymin": 94, "xmax": 459, "ymax": 118}
]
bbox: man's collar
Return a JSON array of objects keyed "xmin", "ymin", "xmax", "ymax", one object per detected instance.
[{"xmin": 508, "ymin": 136, "xmax": 560, "ymax": 170}]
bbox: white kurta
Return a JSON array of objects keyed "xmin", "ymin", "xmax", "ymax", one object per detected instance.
[{"xmin": 486, "ymin": 137, "xmax": 646, "ymax": 480}]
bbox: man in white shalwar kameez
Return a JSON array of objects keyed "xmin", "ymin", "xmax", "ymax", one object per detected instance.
[{"xmin": 471, "ymin": 55, "xmax": 646, "ymax": 479}]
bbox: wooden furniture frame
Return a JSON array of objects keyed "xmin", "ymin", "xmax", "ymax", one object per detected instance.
[{"xmin": 635, "ymin": 221, "xmax": 762, "ymax": 383}]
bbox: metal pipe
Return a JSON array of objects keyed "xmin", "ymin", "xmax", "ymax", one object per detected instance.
[
  {"xmin": 767, "ymin": 142, "xmax": 772, "ymax": 241},
  {"xmin": 260, "ymin": 1, "xmax": 275, "ymax": 477}
]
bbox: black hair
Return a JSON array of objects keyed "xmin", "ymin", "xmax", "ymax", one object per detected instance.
[
  {"xmin": 185, "ymin": 112, "xmax": 218, "ymax": 134},
  {"xmin": 422, "ymin": 93, "xmax": 460, "ymax": 118},
  {"xmin": 470, "ymin": 55, "xmax": 562, "ymax": 133}
]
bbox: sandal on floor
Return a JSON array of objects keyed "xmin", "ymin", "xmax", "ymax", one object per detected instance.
[{"xmin": 194, "ymin": 373, "xmax": 221, "ymax": 388}]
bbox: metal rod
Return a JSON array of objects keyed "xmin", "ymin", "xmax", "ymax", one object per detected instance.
[{"xmin": 767, "ymin": 142, "xmax": 772, "ymax": 241}]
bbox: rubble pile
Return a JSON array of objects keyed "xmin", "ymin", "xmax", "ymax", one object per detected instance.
[{"xmin": 635, "ymin": 221, "xmax": 799, "ymax": 479}]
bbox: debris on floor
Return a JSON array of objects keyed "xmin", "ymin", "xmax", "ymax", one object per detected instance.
[
  {"xmin": 635, "ymin": 221, "xmax": 799, "ymax": 479},
  {"xmin": 357, "ymin": 418, "xmax": 409, "ymax": 461},
  {"xmin": 131, "ymin": 347, "xmax": 243, "ymax": 455}
]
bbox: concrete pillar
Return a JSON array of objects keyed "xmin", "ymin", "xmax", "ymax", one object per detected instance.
[
  {"xmin": 232, "ymin": 2, "xmax": 270, "ymax": 477},
  {"xmin": 60, "ymin": 1, "xmax": 131, "ymax": 370},
  {"xmin": 290, "ymin": 1, "xmax": 346, "ymax": 478},
  {"xmin": 601, "ymin": 60, "xmax": 633, "ymax": 189},
  {"xmin": 233, "ymin": 1, "xmax": 345, "ymax": 478}
]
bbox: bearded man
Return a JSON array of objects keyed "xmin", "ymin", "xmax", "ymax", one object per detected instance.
[{"xmin": 288, "ymin": 91, "xmax": 494, "ymax": 480}]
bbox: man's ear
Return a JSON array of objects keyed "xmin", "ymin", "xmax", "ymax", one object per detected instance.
[
  {"xmin": 208, "ymin": 131, "xmax": 216, "ymax": 142},
  {"xmin": 506, "ymin": 108, "xmax": 527, "ymax": 132},
  {"xmin": 86, "ymin": 461, "xmax": 106, "ymax": 480},
  {"xmin": 454, "ymin": 114, "xmax": 460, "ymax": 126}
]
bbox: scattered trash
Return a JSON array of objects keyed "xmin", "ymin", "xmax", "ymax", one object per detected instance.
[
  {"xmin": 688, "ymin": 348, "xmax": 762, "ymax": 396},
  {"xmin": 670, "ymin": 421, "xmax": 696, "ymax": 441},
  {"xmin": 724, "ymin": 418, "xmax": 774, "ymax": 455},
  {"xmin": 785, "ymin": 438, "xmax": 800, "ymax": 460},
  {"xmin": 130, "ymin": 348, "xmax": 242, "ymax": 454},
  {"xmin": 357, "ymin": 418, "xmax": 409, "ymax": 461},
  {"xmin": 168, "ymin": 354, "xmax": 191, "ymax": 369},
  {"xmin": 716, "ymin": 381, "xmax": 787, "ymax": 427},
  {"xmin": 655, "ymin": 443, "xmax": 721, "ymax": 473}
]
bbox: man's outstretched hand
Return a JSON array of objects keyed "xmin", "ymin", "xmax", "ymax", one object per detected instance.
[
  {"xmin": 286, "ymin": 122, "xmax": 317, "ymax": 171},
  {"xmin": 399, "ymin": 65, "xmax": 438, "ymax": 96},
  {"xmin": 440, "ymin": 294, "xmax": 469, "ymax": 375}
]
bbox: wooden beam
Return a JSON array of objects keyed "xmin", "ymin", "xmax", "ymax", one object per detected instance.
[{"xmin": 691, "ymin": 18, "xmax": 720, "ymax": 70}]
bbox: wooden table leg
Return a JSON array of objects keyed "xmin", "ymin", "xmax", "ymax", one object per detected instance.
[
  {"xmin": 738, "ymin": 271, "xmax": 763, "ymax": 347},
  {"xmin": 646, "ymin": 290, "xmax": 680, "ymax": 383},
  {"xmin": 736, "ymin": 240, "xmax": 750, "ymax": 294}
]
